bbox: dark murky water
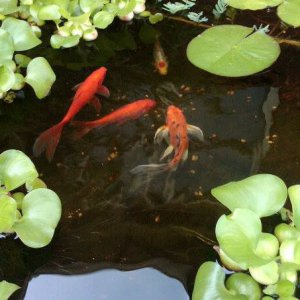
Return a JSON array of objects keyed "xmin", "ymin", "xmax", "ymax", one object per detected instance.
[{"xmin": 0, "ymin": 13, "xmax": 300, "ymax": 299}]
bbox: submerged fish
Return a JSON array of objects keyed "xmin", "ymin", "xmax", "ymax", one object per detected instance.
[
  {"xmin": 72, "ymin": 99, "xmax": 157, "ymax": 139},
  {"xmin": 33, "ymin": 67, "xmax": 109, "ymax": 162},
  {"xmin": 153, "ymin": 37, "xmax": 168, "ymax": 75},
  {"xmin": 131, "ymin": 105, "xmax": 204, "ymax": 175}
]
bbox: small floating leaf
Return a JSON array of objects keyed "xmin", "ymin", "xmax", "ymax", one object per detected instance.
[
  {"xmin": 0, "ymin": 195, "xmax": 17, "ymax": 232},
  {"xmin": 288, "ymin": 185, "xmax": 300, "ymax": 229},
  {"xmin": 249, "ymin": 261, "xmax": 279, "ymax": 285},
  {"xmin": 149, "ymin": 13, "xmax": 164, "ymax": 24},
  {"xmin": 187, "ymin": 25, "xmax": 280, "ymax": 77},
  {"xmin": 25, "ymin": 177, "xmax": 47, "ymax": 192},
  {"xmin": 38, "ymin": 5, "xmax": 61, "ymax": 20},
  {"xmin": 25, "ymin": 57, "xmax": 56, "ymax": 99},
  {"xmin": 14, "ymin": 54, "xmax": 31, "ymax": 68},
  {"xmin": 277, "ymin": 0, "xmax": 300, "ymax": 27},
  {"xmin": 0, "ymin": 65, "xmax": 15, "ymax": 93},
  {"xmin": 50, "ymin": 34, "xmax": 80, "ymax": 48},
  {"xmin": 80, "ymin": 0, "xmax": 106, "ymax": 13},
  {"xmin": 12, "ymin": 73, "xmax": 25, "ymax": 90},
  {"xmin": 93, "ymin": 11, "xmax": 115, "ymax": 29},
  {"xmin": 1, "ymin": 17, "xmax": 41, "ymax": 51},
  {"xmin": 0, "ymin": 149, "xmax": 38, "ymax": 191},
  {"xmin": 0, "ymin": 280, "xmax": 20, "ymax": 300},
  {"xmin": 0, "ymin": 0, "xmax": 18, "ymax": 15},
  {"xmin": 13, "ymin": 188, "xmax": 62, "ymax": 248},
  {"xmin": 211, "ymin": 174, "xmax": 287, "ymax": 217},
  {"xmin": 0, "ymin": 29, "xmax": 14, "ymax": 64},
  {"xmin": 226, "ymin": 0, "xmax": 283, "ymax": 10}
]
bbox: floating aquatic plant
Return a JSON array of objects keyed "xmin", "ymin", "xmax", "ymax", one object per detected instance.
[
  {"xmin": 162, "ymin": 0, "xmax": 196, "ymax": 14},
  {"xmin": 213, "ymin": 0, "xmax": 228, "ymax": 19},
  {"xmin": 253, "ymin": 24, "xmax": 270, "ymax": 34},
  {"xmin": 187, "ymin": 12, "xmax": 208, "ymax": 23},
  {"xmin": 0, "ymin": 280, "xmax": 20, "ymax": 300}
]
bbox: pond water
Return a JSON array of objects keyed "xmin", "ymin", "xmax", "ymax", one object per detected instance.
[{"xmin": 0, "ymin": 11, "xmax": 300, "ymax": 299}]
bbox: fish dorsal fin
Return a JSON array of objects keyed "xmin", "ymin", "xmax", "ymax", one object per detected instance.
[
  {"xmin": 154, "ymin": 125, "xmax": 169, "ymax": 144},
  {"xmin": 187, "ymin": 124, "xmax": 204, "ymax": 141},
  {"xmin": 160, "ymin": 145, "xmax": 174, "ymax": 161},
  {"xmin": 97, "ymin": 85, "xmax": 110, "ymax": 98}
]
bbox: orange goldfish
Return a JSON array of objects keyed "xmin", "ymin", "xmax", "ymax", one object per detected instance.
[
  {"xmin": 131, "ymin": 105, "xmax": 204, "ymax": 175},
  {"xmin": 72, "ymin": 99, "xmax": 156, "ymax": 139},
  {"xmin": 33, "ymin": 67, "xmax": 109, "ymax": 162},
  {"xmin": 154, "ymin": 38, "xmax": 168, "ymax": 75}
]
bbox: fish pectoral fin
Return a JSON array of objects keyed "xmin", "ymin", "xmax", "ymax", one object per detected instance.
[
  {"xmin": 187, "ymin": 124, "xmax": 204, "ymax": 141},
  {"xmin": 154, "ymin": 125, "xmax": 169, "ymax": 144},
  {"xmin": 89, "ymin": 96, "xmax": 102, "ymax": 113},
  {"xmin": 72, "ymin": 82, "xmax": 82, "ymax": 91},
  {"xmin": 97, "ymin": 85, "xmax": 110, "ymax": 98},
  {"xmin": 160, "ymin": 145, "xmax": 174, "ymax": 161},
  {"xmin": 182, "ymin": 149, "xmax": 188, "ymax": 162}
]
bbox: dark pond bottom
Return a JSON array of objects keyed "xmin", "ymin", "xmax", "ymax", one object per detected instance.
[{"xmin": 0, "ymin": 16, "xmax": 299, "ymax": 299}]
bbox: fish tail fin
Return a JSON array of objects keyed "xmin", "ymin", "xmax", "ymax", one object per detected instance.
[
  {"xmin": 33, "ymin": 122, "xmax": 65, "ymax": 162},
  {"xmin": 71, "ymin": 121, "xmax": 96, "ymax": 140},
  {"xmin": 130, "ymin": 163, "xmax": 168, "ymax": 178}
]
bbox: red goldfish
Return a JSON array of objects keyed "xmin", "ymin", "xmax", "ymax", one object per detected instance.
[
  {"xmin": 154, "ymin": 37, "xmax": 168, "ymax": 75},
  {"xmin": 131, "ymin": 105, "xmax": 204, "ymax": 175},
  {"xmin": 33, "ymin": 67, "xmax": 109, "ymax": 161},
  {"xmin": 72, "ymin": 99, "xmax": 156, "ymax": 139}
]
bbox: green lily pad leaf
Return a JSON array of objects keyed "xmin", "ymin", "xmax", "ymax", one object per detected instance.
[
  {"xmin": 211, "ymin": 174, "xmax": 287, "ymax": 217},
  {"xmin": 1, "ymin": 17, "xmax": 41, "ymax": 51},
  {"xmin": 216, "ymin": 209, "xmax": 272, "ymax": 268},
  {"xmin": 249, "ymin": 261, "xmax": 279, "ymax": 285},
  {"xmin": 38, "ymin": 5, "xmax": 61, "ymax": 20},
  {"xmin": 25, "ymin": 177, "xmax": 47, "ymax": 192},
  {"xmin": 0, "ymin": 280, "xmax": 20, "ymax": 300},
  {"xmin": 0, "ymin": 0, "xmax": 18, "ymax": 15},
  {"xmin": 14, "ymin": 54, "xmax": 31, "ymax": 68},
  {"xmin": 50, "ymin": 34, "xmax": 80, "ymax": 49},
  {"xmin": 0, "ymin": 149, "xmax": 38, "ymax": 191},
  {"xmin": 277, "ymin": 0, "xmax": 300, "ymax": 27},
  {"xmin": 25, "ymin": 57, "xmax": 56, "ymax": 99},
  {"xmin": 0, "ymin": 65, "xmax": 15, "ymax": 93},
  {"xmin": 13, "ymin": 188, "xmax": 62, "ymax": 248},
  {"xmin": 226, "ymin": 0, "xmax": 283, "ymax": 10},
  {"xmin": 226, "ymin": 273, "xmax": 261, "ymax": 300},
  {"xmin": 186, "ymin": 25, "xmax": 280, "ymax": 77},
  {"xmin": 192, "ymin": 261, "xmax": 247, "ymax": 300},
  {"xmin": 0, "ymin": 29, "xmax": 14, "ymax": 64},
  {"xmin": 12, "ymin": 73, "xmax": 25, "ymax": 90},
  {"xmin": 0, "ymin": 194, "xmax": 17, "ymax": 232},
  {"xmin": 288, "ymin": 185, "xmax": 300, "ymax": 229},
  {"xmin": 93, "ymin": 11, "xmax": 115, "ymax": 29}
]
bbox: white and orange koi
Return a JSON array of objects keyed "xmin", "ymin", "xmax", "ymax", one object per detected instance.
[
  {"xmin": 131, "ymin": 105, "xmax": 204, "ymax": 176},
  {"xmin": 153, "ymin": 37, "xmax": 168, "ymax": 75}
]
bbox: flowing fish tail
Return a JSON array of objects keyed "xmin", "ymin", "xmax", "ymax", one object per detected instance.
[
  {"xmin": 33, "ymin": 122, "xmax": 65, "ymax": 162},
  {"xmin": 71, "ymin": 121, "xmax": 97, "ymax": 140},
  {"xmin": 130, "ymin": 163, "xmax": 169, "ymax": 178}
]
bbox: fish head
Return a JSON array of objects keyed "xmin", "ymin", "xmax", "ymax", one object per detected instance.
[
  {"xmin": 93, "ymin": 67, "xmax": 107, "ymax": 85},
  {"xmin": 156, "ymin": 61, "xmax": 168, "ymax": 75},
  {"xmin": 144, "ymin": 99, "xmax": 157, "ymax": 110}
]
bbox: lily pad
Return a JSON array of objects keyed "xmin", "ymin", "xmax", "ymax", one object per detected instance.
[
  {"xmin": 0, "ymin": 149, "xmax": 38, "ymax": 191},
  {"xmin": 277, "ymin": 0, "xmax": 300, "ymax": 27},
  {"xmin": 226, "ymin": 0, "xmax": 283, "ymax": 10},
  {"xmin": 1, "ymin": 17, "xmax": 41, "ymax": 51},
  {"xmin": 0, "ymin": 280, "xmax": 20, "ymax": 300},
  {"xmin": 25, "ymin": 57, "xmax": 56, "ymax": 99},
  {"xmin": 192, "ymin": 261, "xmax": 247, "ymax": 300},
  {"xmin": 186, "ymin": 25, "xmax": 280, "ymax": 77},
  {"xmin": 216, "ymin": 209, "xmax": 272, "ymax": 268},
  {"xmin": 211, "ymin": 174, "xmax": 287, "ymax": 217},
  {"xmin": 0, "ymin": 65, "xmax": 15, "ymax": 93},
  {"xmin": 13, "ymin": 188, "xmax": 62, "ymax": 248},
  {"xmin": 0, "ymin": 29, "xmax": 14, "ymax": 64},
  {"xmin": 0, "ymin": 194, "xmax": 17, "ymax": 232},
  {"xmin": 93, "ymin": 11, "xmax": 115, "ymax": 29}
]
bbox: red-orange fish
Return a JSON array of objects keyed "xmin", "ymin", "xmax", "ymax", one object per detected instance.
[
  {"xmin": 154, "ymin": 38, "xmax": 168, "ymax": 75},
  {"xmin": 131, "ymin": 105, "xmax": 204, "ymax": 175},
  {"xmin": 33, "ymin": 67, "xmax": 109, "ymax": 161},
  {"xmin": 72, "ymin": 99, "xmax": 156, "ymax": 139}
]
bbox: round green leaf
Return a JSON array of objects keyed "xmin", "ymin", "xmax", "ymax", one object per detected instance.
[
  {"xmin": 186, "ymin": 25, "xmax": 280, "ymax": 77},
  {"xmin": 93, "ymin": 11, "xmax": 115, "ymax": 29},
  {"xmin": 50, "ymin": 34, "xmax": 80, "ymax": 49},
  {"xmin": 192, "ymin": 261, "xmax": 247, "ymax": 300},
  {"xmin": 25, "ymin": 57, "xmax": 56, "ymax": 99},
  {"xmin": 0, "ymin": 280, "xmax": 20, "ymax": 300},
  {"xmin": 1, "ymin": 17, "xmax": 41, "ymax": 51},
  {"xmin": 226, "ymin": 0, "xmax": 283, "ymax": 10},
  {"xmin": 15, "ymin": 54, "xmax": 31, "ymax": 67},
  {"xmin": 0, "ymin": 0, "xmax": 18, "ymax": 15},
  {"xmin": 79, "ymin": 0, "xmax": 106, "ymax": 13},
  {"xmin": 25, "ymin": 177, "xmax": 47, "ymax": 192},
  {"xmin": 13, "ymin": 188, "xmax": 62, "ymax": 248},
  {"xmin": 0, "ymin": 29, "xmax": 14, "ymax": 64},
  {"xmin": 255, "ymin": 233, "xmax": 279, "ymax": 259},
  {"xmin": 0, "ymin": 149, "xmax": 38, "ymax": 191},
  {"xmin": 0, "ymin": 195, "xmax": 17, "ymax": 232},
  {"xmin": 38, "ymin": 5, "xmax": 61, "ymax": 20},
  {"xmin": 117, "ymin": 0, "xmax": 136, "ymax": 17},
  {"xmin": 277, "ymin": 0, "xmax": 300, "ymax": 27},
  {"xmin": 226, "ymin": 273, "xmax": 261, "ymax": 300},
  {"xmin": 12, "ymin": 73, "xmax": 25, "ymax": 90},
  {"xmin": 249, "ymin": 261, "xmax": 279, "ymax": 285},
  {"xmin": 211, "ymin": 174, "xmax": 287, "ymax": 217},
  {"xmin": 288, "ymin": 185, "xmax": 300, "ymax": 229},
  {"xmin": 274, "ymin": 223, "xmax": 300, "ymax": 242},
  {"xmin": 280, "ymin": 239, "xmax": 300, "ymax": 264},
  {"xmin": 149, "ymin": 13, "xmax": 164, "ymax": 24},
  {"xmin": 0, "ymin": 65, "xmax": 15, "ymax": 93},
  {"xmin": 216, "ymin": 209, "xmax": 272, "ymax": 268}
]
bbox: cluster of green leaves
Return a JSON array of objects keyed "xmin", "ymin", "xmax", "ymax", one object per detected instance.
[
  {"xmin": 0, "ymin": 149, "xmax": 62, "ymax": 248},
  {"xmin": 184, "ymin": 0, "xmax": 300, "ymax": 77},
  {"xmin": 192, "ymin": 174, "xmax": 300, "ymax": 299}
]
